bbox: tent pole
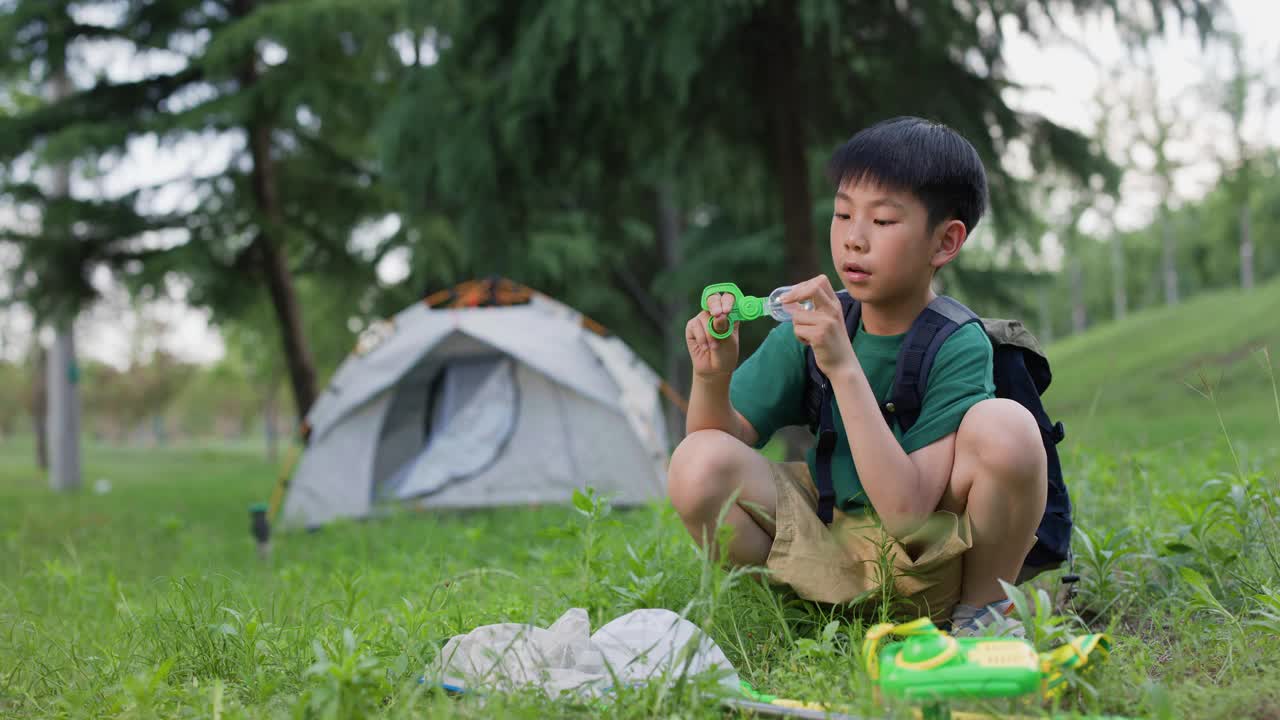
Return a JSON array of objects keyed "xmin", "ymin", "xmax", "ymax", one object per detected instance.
[
  {"xmin": 659, "ymin": 380, "xmax": 689, "ymax": 415},
  {"xmin": 268, "ymin": 441, "xmax": 303, "ymax": 523}
]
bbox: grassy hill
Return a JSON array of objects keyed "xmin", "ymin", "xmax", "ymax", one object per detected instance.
[{"xmin": 1043, "ymin": 276, "xmax": 1280, "ymax": 456}]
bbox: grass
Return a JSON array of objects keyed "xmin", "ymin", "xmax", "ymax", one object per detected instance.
[
  {"xmin": 2, "ymin": 284, "xmax": 1280, "ymax": 718},
  {"xmin": 1045, "ymin": 274, "xmax": 1280, "ymax": 453}
]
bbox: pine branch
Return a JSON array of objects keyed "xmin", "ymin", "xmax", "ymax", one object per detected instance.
[
  {"xmin": 287, "ymin": 130, "xmax": 378, "ymax": 180},
  {"xmin": 0, "ymin": 67, "xmax": 204, "ymax": 159},
  {"xmin": 610, "ymin": 265, "xmax": 666, "ymax": 334}
]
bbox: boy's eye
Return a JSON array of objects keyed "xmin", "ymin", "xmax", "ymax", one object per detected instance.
[
  {"xmin": 833, "ymin": 213, "xmax": 851, "ymax": 220},
  {"xmin": 874, "ymin": 219, "xmax": 898, "ymax": 226}
]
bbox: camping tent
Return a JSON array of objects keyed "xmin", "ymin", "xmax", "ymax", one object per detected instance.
[{"xmin": 280, "ymin": 278, "xmax": 679, "ymax": 528}]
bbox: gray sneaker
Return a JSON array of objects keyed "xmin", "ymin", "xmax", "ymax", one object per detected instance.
[{"xmin": 950, "ymin": 600, "xmax": 1026, "ymax": 638}]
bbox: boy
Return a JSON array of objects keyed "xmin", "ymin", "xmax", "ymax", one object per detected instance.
[{"xmin": 668, "ymin": 117, "xmax": 1047, "ymax": 635}]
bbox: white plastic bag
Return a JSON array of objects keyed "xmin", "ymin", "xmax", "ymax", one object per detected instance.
[{"xmin": 432, "ymin": 607, "xmax": 738, "ymax": 698}]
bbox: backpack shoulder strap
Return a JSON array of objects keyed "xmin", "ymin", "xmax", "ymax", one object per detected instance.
[
  {"xmin": 889, "ymin": 296, "xmax": 982, "ymax": 433},
  {"xmin": 840, "ymin": 291, "xmax": 859, "ymax": 331},
  {"xmin": 803, "ymin": 291, "xmax": 859, "ymax": 432},
  {"xmin": 804, "ymin": 290, "xmax": 858, "ymax": 524}
]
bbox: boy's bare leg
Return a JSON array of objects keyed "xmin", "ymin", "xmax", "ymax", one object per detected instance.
[
  {"xmin": 667, "ymin": 429, "xmax": 779, "ymax": 566},
  {"xmin": 938, "ymin": 398, "xmax": 1048, "ymax": 607}
]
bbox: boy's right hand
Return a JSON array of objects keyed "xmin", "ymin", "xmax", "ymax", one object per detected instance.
[{"xmin": 686, "ymin": 292, "xmax": 739, "ymax": 379}]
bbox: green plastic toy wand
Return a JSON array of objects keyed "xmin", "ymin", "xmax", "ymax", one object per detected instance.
[{"xmin": 702, "ymin": 282, "xmax": 813, "ymax": 339}]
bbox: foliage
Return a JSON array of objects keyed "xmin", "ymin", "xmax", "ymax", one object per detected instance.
[
  {"xmin": 1032, "ymin": 158, "xmax": 1280, "ymax": 340},
  {"xmin": 0, "ymin": 0, "xmax": 413, "ymax": 418},
  {"xmin": 80, "ymin": 351, "xmax": 195, "ymax": 441},
  {"xmin": 0, "ymin": 0, "xmax": 1249, "ymax": 394},
  {"xmin": 377, "ymin": 0, "xmax": 1220, "ymax": 373},
  {"xmin": 0, "ymin": 361, "xmax": 25, "ymax": 436}
]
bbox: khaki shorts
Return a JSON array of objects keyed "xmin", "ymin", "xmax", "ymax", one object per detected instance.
[{"xmin": 764, "ymin": 461, "xmax": 972, "ymax": 622}]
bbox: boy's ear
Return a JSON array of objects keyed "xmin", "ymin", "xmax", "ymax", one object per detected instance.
[{"xmin": 930, "ymin": 219, "xmax": 967, "ymax": 269}]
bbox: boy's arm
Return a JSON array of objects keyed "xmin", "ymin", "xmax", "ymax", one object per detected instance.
[
  {"xmin": 781, "ymin": 277, "xmax": 991, "ymax": 538},
  {"xmin": 827, "ymin": 365, "xmax": 951, "ymax": 538},
  {"xmin": 686, "ymin": 374, "xmax": 760, "ymax": 446}
]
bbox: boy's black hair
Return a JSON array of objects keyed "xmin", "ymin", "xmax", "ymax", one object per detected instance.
[{"xmin": 827, "ymin": 116, "xmax": 988, "ymax": 233}]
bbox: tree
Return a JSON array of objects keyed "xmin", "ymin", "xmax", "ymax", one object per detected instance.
[
  {"xmin": 169, "ymin": 359, "xmax": 260, "ymax": 441},
  {"xmin": 380, "ymin": 0, "xmax": 1217, "ymax": 383},
  {"xmin": 1105, "ymin": 194, "xmax": 1128, "ymax": 321},
  {"xmin": 1, "ymin": 2, "xmax": 85, "ymax": 489},
  {"xmin": 219, "ymin": 276, "xmax": 364, "ymax": 460},
  {"xmin": 1208, "ymin": 29, "xmax": 1277, "ymax": 291},
  {"xmin": 1089, "ymin": 73, "xmax": 1130, "ymax": 322},
  {"xmin": 0, "ymin": 233, "xmax": 47, "ymax": 463},
  {"xmin": 1125, "ymin": 69, "xmax": 1193, "ymax": 307},
  {"xmin": 80, "ymin": 353, "xmax": 192, "ymax": 445},
  {"xmin": 26, "ymin": 344, "xmax": 47, "ymax": 466},
  {"xmin": 0, "ymin": 0, "xmax": 408, "ymax": 424},
  {"xmin": 0, "ymin": 361, "xmax": 23, "ymax": 438},
  {"xmin": 1019, "ymin": 147, "xmax": 1279, "ymax": 339},
  {"xmin": 1029, "ymin": 78, "xmax": 1126, "ymax": 336},
  {"xmin": 1061, "ymin": 190, "xmax": 1097, "ymax": 334}
]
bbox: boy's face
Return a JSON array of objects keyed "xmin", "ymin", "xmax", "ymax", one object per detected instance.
[{"xmin": 828, "ymin": 180, "xmax": 966, "ymax": 307}]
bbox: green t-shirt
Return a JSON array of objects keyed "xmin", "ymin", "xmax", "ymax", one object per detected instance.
[{"xmin": 729, "ymin": 320, "xmax": 995, "ymax": 512}]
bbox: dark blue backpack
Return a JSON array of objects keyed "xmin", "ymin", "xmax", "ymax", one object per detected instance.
[{"xmin": 802, "ymin": 293, "xmax": 1072, "ymax": 582}]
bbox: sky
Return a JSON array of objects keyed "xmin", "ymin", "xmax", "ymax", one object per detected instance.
[{"xmin": 2, "ymin": 1, "xmax": 1278, "ymax": 369}]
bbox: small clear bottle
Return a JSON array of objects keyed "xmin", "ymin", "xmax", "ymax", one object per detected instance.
[{"xmin": 766, "ymin": 285, "xmax": 814, "ymax": 322}]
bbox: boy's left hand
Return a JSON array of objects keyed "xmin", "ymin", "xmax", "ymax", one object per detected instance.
[{"xmin": 781, "ymin": 275, "xmax": 858, "ymax": 378}]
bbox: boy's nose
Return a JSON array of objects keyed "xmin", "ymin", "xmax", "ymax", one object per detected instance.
[{"xmin": 844, "ymin": 228, "xmax": 866, "ymax": 252}]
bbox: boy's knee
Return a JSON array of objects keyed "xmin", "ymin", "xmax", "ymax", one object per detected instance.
[
  {"xmin": 667, "ymin": 429, "xmax": 745, "ymax": 516},
  {"xmin": 958, "ymin": 399, "xmax": 1046, "ymax": 488}
]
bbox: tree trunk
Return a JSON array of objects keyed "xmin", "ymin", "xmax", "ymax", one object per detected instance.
[
  {"xmin": 758, "ymin": 6, "xmax": 820, "ymax": 282},
  {"xmin": 236, "ymin": 0, "xmax": 319, "ymax": 421},
  {"xmin": 1038, "ymin": 285, "xmax": 1053, "ymax": 345},
  {"xmin": 1070, "ymin": 256, "xmax": 1086, "ymax": 334},
  {"xmin": 152, "ymin": 414, "xmax": 167, "ymax": 447},
  {"xmin": 30, "ymin": 345, "xmax": 48, "ymax": 469},
  {"xmin": 655, "ymin": 182, "xmax": 687, "ymax": 448},
  {"xmin": 47, "ymin": 329, "xmax": 81, "ymax": 491},
  {"xmin": 46, "ymin": 64, "xmax": 80, "ymax": 492},
  {"xmin": 254, "ymin": 219, "xmax": 318, "ymax": 421},
  {"xmin": 1240, "ymin": 202, "xmax": 1254, "ymax": 291},
  {"xmin": 1161, "ymin": 212, "xmax": 1178, "ymax": 305},
  {"xmin": 1110, "ymin": 234, "xmax": 1127, "ymax": 321},
  {"xmin": 263, "ymin": 370, "xmax": 281, "ymax": 464}
]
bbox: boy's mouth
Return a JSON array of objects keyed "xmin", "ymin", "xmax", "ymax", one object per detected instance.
[{"xmin": 842, "ymin": 262, "xmax": 871, "ymax": 282}]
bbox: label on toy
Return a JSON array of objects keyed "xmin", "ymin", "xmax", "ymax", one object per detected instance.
[{"xmin": 965, "ymin": 641, "xmax": 1038, "ymax": 670}]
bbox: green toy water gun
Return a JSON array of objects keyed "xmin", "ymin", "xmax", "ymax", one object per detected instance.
[
  {"xmin": 863, "ymin": 617, "xmax": 1109, "ymax": 710},
  {"xmin": 701, "ymin": 282, "xmax": 813, "ymax": 339},
  {"xmin": 725, "ymin": 617, "xmax": 1114, "ymax": 720}
]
